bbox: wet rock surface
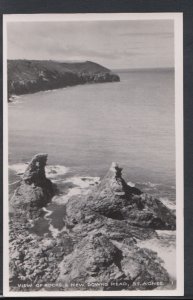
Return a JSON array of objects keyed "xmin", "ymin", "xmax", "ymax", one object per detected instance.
[{"xmin": 9, "ymin": 155, "xmax": 175, "ymax": 291}]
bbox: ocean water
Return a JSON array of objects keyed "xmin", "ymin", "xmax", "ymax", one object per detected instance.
[{"xmin": 8, "ymin": 69, "xmax": 175, "ymax": 189}]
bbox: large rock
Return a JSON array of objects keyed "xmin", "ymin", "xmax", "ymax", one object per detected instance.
[
  {"xmin": 57, "ymin": 232, "xmax": 170, "ymax": 291},
  {"xmin": 58, "ymin": 162, "xmax": 174, "ymax": 291},
  {"xmin": 65, "ymin": 162, "xmax": 176, "ymax": 230},
  {"xmin": 10, "ymin": 153, "xmax": 55, "ymax": 217}
]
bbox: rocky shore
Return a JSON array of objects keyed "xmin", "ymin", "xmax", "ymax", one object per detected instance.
[
  {"xmin": 8, "ymin": 60, "xmax": 120, "ymax": 100},
  {"xmin": 9, "ymin": 154, "xmax": 176, "ymax": 291}
]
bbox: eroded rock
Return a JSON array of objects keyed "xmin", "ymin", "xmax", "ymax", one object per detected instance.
[
  {"xmin": 10, "ymin": 153, "xmax": 55, "ymax": 216},
  {"xmin": 57, "ymin": 232, "xmax": 170, "ymax": 291},
  {"xmin": 65, "ymin": 162, "xmax": 176, "ymax": 230}
]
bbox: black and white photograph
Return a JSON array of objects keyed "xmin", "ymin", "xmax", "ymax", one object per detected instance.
[{"xmin": 3, "ymin": 13, "xmax": 183, "ymax": 296}]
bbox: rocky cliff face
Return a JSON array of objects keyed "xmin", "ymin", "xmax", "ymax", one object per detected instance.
[
  {"xmin": 9, "ymin": 154, "xmax": 175, "ymax": 291},
  {"xmin": 8, "ymin": 60, "xmax": 120, "ymax": 99}
]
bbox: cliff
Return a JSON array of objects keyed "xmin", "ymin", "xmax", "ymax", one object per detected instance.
[
  {"xmin": 9, "ymin": 154, "xmax": 175, "ymax": 291},
  {"xmin": 8, "ymin": 60, "xmax": 120, "ymax": 99}
]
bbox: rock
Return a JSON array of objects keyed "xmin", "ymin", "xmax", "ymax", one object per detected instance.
[
  {"xmin": 23, "ymin": 153, "xmax": 47, "ymax": 184},
  {"xmin": 57, "ymin": 232, "xmax": 170, "ymax": 291},
  {"xmin": 9, "ymin": 157, "xmax": 175, "ymax": 291},
  {"xmin": 57, "ymin": 232, "xmax": 124, "ymax": 289},
  {"xmin": 58, "ymin": 162, "xmax": 174, "ymax": 290},
  {"xmin": 87, "ymin": 162, "xmax": 142, "ymax": 219},
  {"xmin": 65, "ymin": 162, "xmax": 175, "ymax": 230},
  {"xmin": 10, "ymin": 153, "xmax": 55, "ymax": 216}
]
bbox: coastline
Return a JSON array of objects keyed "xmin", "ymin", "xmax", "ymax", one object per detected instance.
[{"xmin": 8, "ymin": 60, "xmax": 120, "ymax": 101}]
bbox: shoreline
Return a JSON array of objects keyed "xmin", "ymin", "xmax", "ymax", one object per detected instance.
[
  {"xmin": 8, "ymin": 79, "xmax": 122, "ymax": 103},
  {"xmin": 8, "ymin": 59, "xmax": 120, "ymax": 101}
]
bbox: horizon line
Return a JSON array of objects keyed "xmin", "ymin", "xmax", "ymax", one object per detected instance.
[{"xmin": 7, "ymin": 58, "xmax": 174, "ymax": 71}]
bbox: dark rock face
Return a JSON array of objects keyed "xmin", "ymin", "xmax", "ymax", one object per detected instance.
[
  {"xmin": 66, "ymin": 162, "xmax": 176, "ymax": 230},
  {"xmin": 22, "ymin": 153, "xmax": 48, "ymax": 184},
  {"xmin": 8, "ymin": 60, "xmax": 120, "ymax": 99},
  {"xmin": 10, "ymin": 154, "xmax": 55, "ymax": 217}
]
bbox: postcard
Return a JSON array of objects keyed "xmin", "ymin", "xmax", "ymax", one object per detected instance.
[{"xmin": 3, "ymin": 13, "xmax": 183, "ymax": 297}]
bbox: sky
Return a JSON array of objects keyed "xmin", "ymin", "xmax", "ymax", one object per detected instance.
[{"xmin": 7, "ymin": 19, "xmax": 174, "ymax": 69}]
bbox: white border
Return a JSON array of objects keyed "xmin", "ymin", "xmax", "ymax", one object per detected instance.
[{"xmin": 3, "ymin": 13, "xmax": 184, "ymax": 297}]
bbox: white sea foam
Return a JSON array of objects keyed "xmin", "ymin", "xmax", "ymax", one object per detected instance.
[
  {"xmin": 48, "ymin": 224, "xmax": 60, "ymax": 238},
  {"xmin": 137, "ymin": 231, "xmax": 176, "ymax": 279},
  {"xmin": 8, "ymin": 180, "xmax": 21, "ymax": 186},
  {"xmin": 9, "ymin": 101, "xmax": 23, "ymax": 105},
  {"xmin": 52, "ymin": 187, "xmax": 83, "ymax": 205},
  {"xmin": 156, "ymin": 230, "xmax": 175, "ymax": 236},
  {"xmin": 42, "ymin": 207, "xmax": 66, "ymax": 237},
  {"xmin": 49, "ymin": 224, "xmax": 68, "ymax": 238},
  {"xmin": 9, "ymin": 163, "xmax": 69, "ymax": 179},
  {"xmin": 42, "ymin": 207, "xmax": 53, "ymax": 220},
  {"xmin": 127, "ymin": 181, "xmax": 135, "ymax": 187},
  {"xmin": 137, "ymin": 181, "xmax": 160, "ymax": 188},
  {"xmin": 160, "ymin": 197, "xmax": 176, "ymax": 210},
  {"xmin": 147, "ymin": 182, "xmax": 160, "ymax": 188},
  {"xmin": 9, "ymin": 95, "xmax": 23, "ymax": 105},
  {"xmin": 66, "ymin": 176, "xmax": 100, "ymax": 189},
  {"xmin": 52, "ymin": 176, "xmax": 100, "ymax": 205},
  {"xmin": 9, "ymin": 163, "xmax": 28, "ymax": 175},
  {"xmin": 45, "ymin": 165, "xmax": 69, "ymax": 178}
]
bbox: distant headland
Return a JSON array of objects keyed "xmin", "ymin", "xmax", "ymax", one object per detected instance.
[{"xmin": 8, "ymin": 60, "xmax": 120, "ymax": 101}]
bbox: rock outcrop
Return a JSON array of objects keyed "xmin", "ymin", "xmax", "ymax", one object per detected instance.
[
  {"xmin": 9, "ymin": 155, "xmax": 176, "ymax": 291},
  {"xmin": 58, "ymin": 232, "xmax": 169, "ymax": 291},
  {"xmin": 65, "ymin": 162, "xmax": 176, "ymax": 230},
  {"xmin": 10, "ymin": 153, "xmax": 55, "ymax": 218},
  {"xmin": 55, "ymin": 162, "xmax": 175, "ymax": 290},
  {"xmin": 8, "ymin": 60, "xmax": 120, "ymax": 100}
]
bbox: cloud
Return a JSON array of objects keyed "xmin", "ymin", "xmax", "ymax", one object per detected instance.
[{"xmin": 7, "ymin": 19, "xmax": 174, "ymax": 69}]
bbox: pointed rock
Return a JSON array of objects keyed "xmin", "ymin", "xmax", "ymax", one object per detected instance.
[
  {"xmin": 57, "ymin": 232, "xmax": 124, "ymax": 289},
  {"xmin": 99, "ymin": 162, "xmax": 141, "ymax": 196},
  {"xmin": 22, "ymin": 153, "xmax": 48, "ymax": 185},
  {"xmin": 65, "ymin": 162, "xmax": 175, "ymax": 230},
  {"xmin": 11, "ymin": 153, "xmax": 55, "ymax": 217},
  {"xmin": 86, "ymin": 162, "xmax": 141, "ymax": 220}
]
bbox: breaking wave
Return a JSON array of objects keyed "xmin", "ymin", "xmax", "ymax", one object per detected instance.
[{"xmin": 9, "ymin": 163, "xmax": 69, "ymax": 179}]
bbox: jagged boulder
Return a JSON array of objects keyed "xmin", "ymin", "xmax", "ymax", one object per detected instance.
[
  {"xmin": 10, "ymin": 153, "xmax": 55, "ymax": 217},
  {"xmin": 57, "ymin": 232, "xmax": 125, "ymax": 290}
]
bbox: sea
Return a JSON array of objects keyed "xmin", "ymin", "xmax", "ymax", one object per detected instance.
[{"xmin": 8, "ymin": 68, "xmax": 176, "ymax": 286}]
